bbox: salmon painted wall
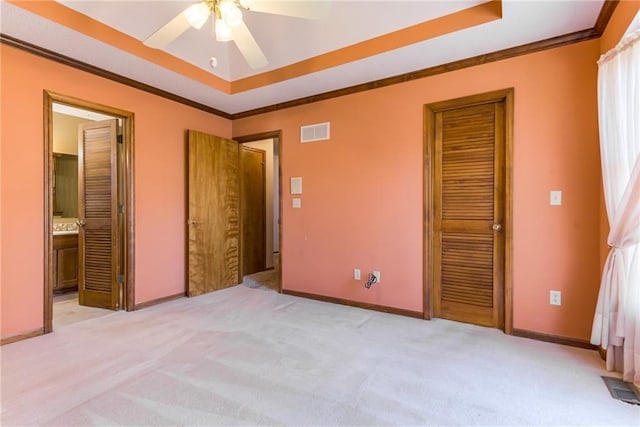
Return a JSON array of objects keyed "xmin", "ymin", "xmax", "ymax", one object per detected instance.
[
  {"xmin": 601, "ymin": 0, "xmax": 640, "ymax": 54},
  {"xmin": 234, "ymin": 39, "xmax": 602, "ymax": 341},
  {"xmin": 5, "ymin": 5, "xmax": 634, "ymax": 343},
  {"xmin": 0, "ymin": 45, "xmax": 231, "ymax": 339}
]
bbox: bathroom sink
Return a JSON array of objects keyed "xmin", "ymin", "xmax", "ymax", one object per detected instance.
[
  {"xmin": 53, "ymin": 229, "xmax": 79, "ymax": 236},
  {"xmin": 53, "ymin": 217, "xmax": 79, "ymax": 235}
]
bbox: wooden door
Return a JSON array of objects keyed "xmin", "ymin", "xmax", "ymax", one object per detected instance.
[
  {"xmin": 430, "ymin": 98, "xmax": 506, "ymax": 328},
  {"xmin": 78, "ymin": 120, "xmax": 119, "ymax": 309},
  {"xmin": 240, "ymin": 146, "xmax": 266, "ymax": 276},
  {"xmin": 188, "ymin": 130, "xmax": 241, "ymax": 297}
]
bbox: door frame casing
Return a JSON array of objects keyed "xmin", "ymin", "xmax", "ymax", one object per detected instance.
[
  {"xmin": 44, "ymin": 91, "xmax": 135, "ymax": 333},
  {"xmin": 234, "ymin": 130, "xmax": 283, "ymax": 293},
  {"xmin": 423, "ymin": 88, "xmax": 514, "ymax": 333}
]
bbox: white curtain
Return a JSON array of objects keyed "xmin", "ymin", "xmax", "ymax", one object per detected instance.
[{"xmin": 591, "ymin": 29, "xmax": 640, "ymax": 387}]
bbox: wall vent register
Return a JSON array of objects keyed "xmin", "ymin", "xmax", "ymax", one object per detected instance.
[{"xmin": 300, "ymin": 122, "xmax": 330, "ymax": 143}]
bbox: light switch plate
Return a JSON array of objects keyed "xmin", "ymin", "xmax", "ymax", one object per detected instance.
[
  {"xmin": 550, "ymin": 190, "xmax": 562, "ymax": 206},
  {"xmin": 292, "ymin": 198, "xmax": 301, "ymax": 208},
  {"xmin": 291, "ymin": 177, "xmax": 302, "ymax": 195}
]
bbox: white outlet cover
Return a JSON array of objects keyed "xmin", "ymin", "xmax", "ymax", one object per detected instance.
[
  {"xmin": 354, "ymin": 269, "xmax": 361, "ymax": 280},
  {"xmin": 550, "ymin": 190, "xmax": 562, "ymax": 206},
  {"xmin": 373, "ymin": 271, "xmax": 381, "ymax": 283},
  {"xmin": 292, "ymin": 198, "xmax": 301, "ymax": 208}
]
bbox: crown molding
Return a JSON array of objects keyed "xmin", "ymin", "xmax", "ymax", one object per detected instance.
[
  {"xmin": 232, "ymin": 27, "xmax": 602, "ymax": 119},
  {"xmin": 0, "ymin": 0, "xmax": 618, "ymax": 120},
  {"xmin": 0, "ymin": 33, "xmax": 232, "ymax": 120}
]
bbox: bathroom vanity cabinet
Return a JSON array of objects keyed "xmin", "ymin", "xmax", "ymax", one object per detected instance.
[{"xmin": 53, "ymin": 233, "xmax": 78, "ymax": 293}]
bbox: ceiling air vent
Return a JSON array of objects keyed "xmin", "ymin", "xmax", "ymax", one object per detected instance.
[{"xmin": 300, "ymin": 122, "xmax": 330, "ymax": 143}]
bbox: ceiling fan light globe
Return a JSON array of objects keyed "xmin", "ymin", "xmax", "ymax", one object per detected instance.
[
  {"xmin": 220, "ymin": 0, "xmax": 243, "ymax": 27},
  {"xmin": 185, "ymin": 2, "xmax": 210, "ymax": 29},
  {"xmin": 215, "ymin": 18, "xmax": 233, "ymax": 41}
]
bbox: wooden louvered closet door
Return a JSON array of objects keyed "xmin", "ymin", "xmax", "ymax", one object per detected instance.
[
  {"xmin": 433, "ymin": 101, "xmax": 505, "ymax": 328},
  {"xmin": 78, "ymin": 120, "xmax": 119, "ymax": 310}
]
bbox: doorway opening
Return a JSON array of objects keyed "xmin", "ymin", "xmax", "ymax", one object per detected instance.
[
  {"xmin": 44, "ymin": 91, "xmax": 135, "ymax": 333},
  {"xmin": 236, "ymin": 131, "xmax": 282, "ymax": 293},
  {"xmin": 423, "ymin": 89, "xmax": 513, "ymax": 333}
]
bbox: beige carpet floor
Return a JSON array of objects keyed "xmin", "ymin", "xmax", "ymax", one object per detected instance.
[
  {"xmin": 2, "ymin": 285, "xmax": 638, "ymax": 426},
  {"xmin": 51, "ymin": 253, "xmax": 280, "ymax": 330}
]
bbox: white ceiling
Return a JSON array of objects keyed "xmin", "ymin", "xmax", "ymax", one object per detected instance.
[
  {"xmin": 1, "ymin": 0, "xmax": 605, "ymax": 115},
  {"xmin": 53, "ymin": 102, "xmax": 117, "ymax": 121}
]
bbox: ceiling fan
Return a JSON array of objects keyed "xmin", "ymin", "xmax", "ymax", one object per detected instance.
[{"xmin": 143, "ymin": 0, "xmax": 331, "ymax": 69}]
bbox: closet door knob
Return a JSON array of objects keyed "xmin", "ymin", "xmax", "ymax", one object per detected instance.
[
  {"xmin": 76, "ymin": 219, "xmax": 86, "ymax": 227},
  {"xmin": 492, "ymin": 223, "xmax": 502, "ymax": 232},
  {"xmin": 187, "ymin": 219, "xmax": 199, "ymax": 225}
]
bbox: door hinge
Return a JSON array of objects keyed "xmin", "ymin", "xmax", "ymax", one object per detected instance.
[
  {"xmin": 117, "ymin": 134, "xmax": 123, "ymax": 144},
  {"xmin": 118, "ymin": 204, "xmax": 124, "ymax": 214}
]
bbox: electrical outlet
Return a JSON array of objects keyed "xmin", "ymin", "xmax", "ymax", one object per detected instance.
[
  {"xmin": 354, "ymin": 269, "xmax": 361, "ymax": 280},
  {"xmin": 373, "ymin": 271, "xmax": 381, "ymax": 284},
  {"xmin": 550, "ymin": 290, "xmax": 561, "ymax": 306}
]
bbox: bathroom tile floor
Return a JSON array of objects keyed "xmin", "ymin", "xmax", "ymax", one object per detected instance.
[
  {"xmin": 53, "ymin": 292, "xmax": 114, "ymax": 329},
  {"xmin": 242, "ymin": 253, "xmax": 281, "ymax": 292}
]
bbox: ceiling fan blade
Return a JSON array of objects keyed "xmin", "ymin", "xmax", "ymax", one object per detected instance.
[
  {"xmin": 143, "ymin": 8, "xmax": 192, "ymax": 49},
  {"xmin": 247, "ymin": 0, "xmax": 331, "ymax": 20},
  {"xmin": 231, "ymin": 21, "xmax": 268, "ymax": 69}
]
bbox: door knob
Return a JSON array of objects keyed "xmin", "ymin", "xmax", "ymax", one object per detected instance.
[
  {"xmin": 75, "ymin": 219, "xmax": 86, "ymax": 227},
  {"xmin": 492, "ymin": 223, "xmax": 502, "ymax": 232},
  {"xmin": 187, "ymin": 219, "xmax": 199, "ymax": 225}
]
